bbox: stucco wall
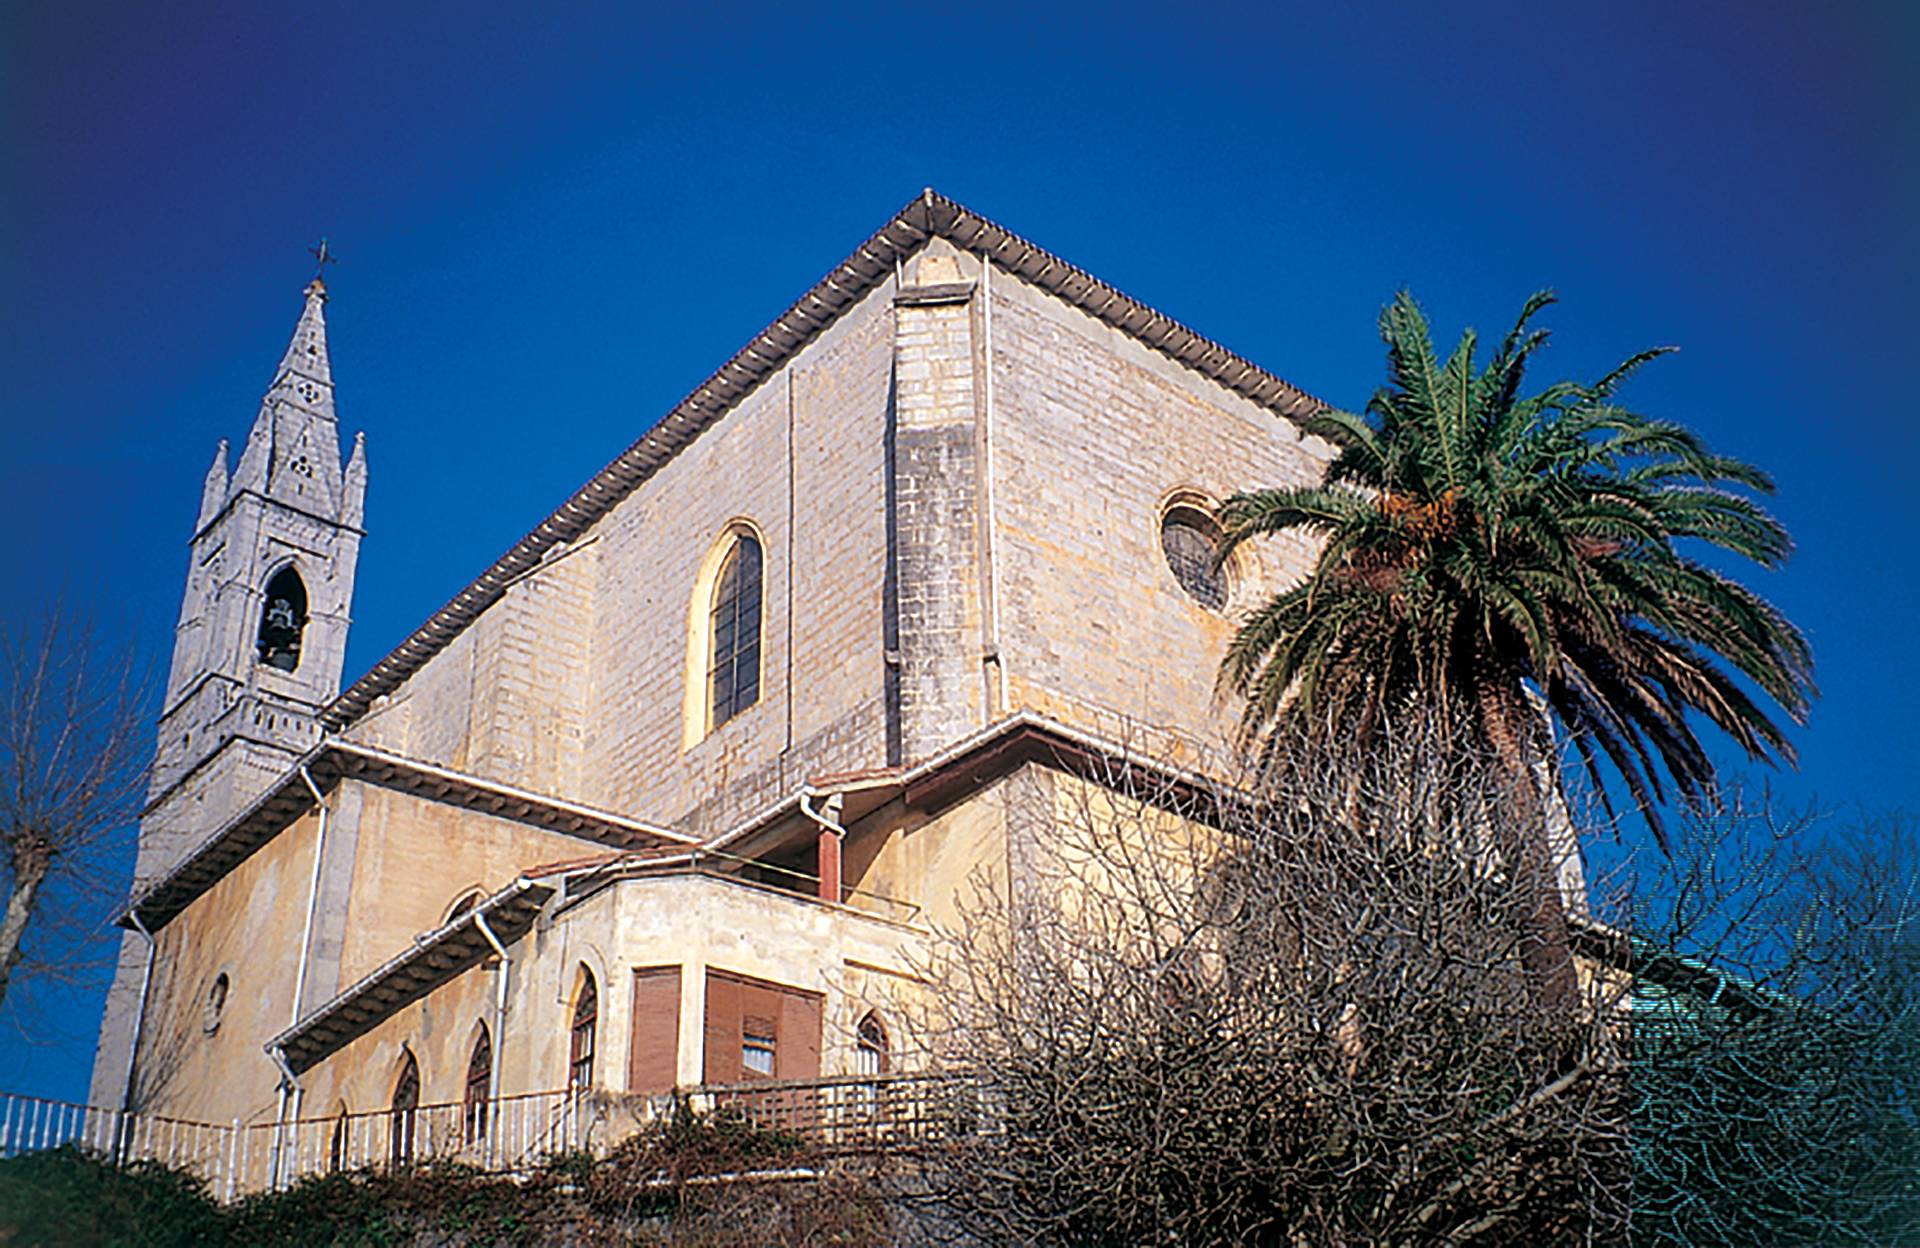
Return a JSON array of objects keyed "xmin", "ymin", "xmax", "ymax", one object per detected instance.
[
  {"xmin": 131, "ymin": 808, "xmax": 323, "ymax": 1123},
  {"xmin": 332, "ymin": 783, "xmax": 616, "ymax": 986},
  {"xmin": 298, "ymin": 870, "xmax": 920, "ymax": 1116},
  {"xmin": 843, "ymin": 769, "xmax": 1016, "ymax": 936}
]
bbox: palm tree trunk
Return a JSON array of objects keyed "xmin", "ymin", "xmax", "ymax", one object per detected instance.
[{"xmin": 1472, "ymin": 672, "xmax": 1579, "ymax": 1011}]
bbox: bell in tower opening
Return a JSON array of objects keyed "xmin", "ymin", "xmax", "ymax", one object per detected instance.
[{"xmin": 257, "ymin": 566, "xmax": 308, "ymax": 671}]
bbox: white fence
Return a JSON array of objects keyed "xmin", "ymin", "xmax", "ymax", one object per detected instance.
[
  {"xmin": 0, "ymin": 1094, "xmax": 234, "ymax": 1192},
  {"xmin": 0, "ymin": 1073, "xmax": 967, "ymax": 1201},
  {"xmin": 0, "ymin": 1086, "xmax": 601, "ymax": 1199}
]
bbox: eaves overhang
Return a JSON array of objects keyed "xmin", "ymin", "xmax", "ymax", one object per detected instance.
[
  {"xmin": 120, "ymin": 739, "xmax": 694, "ymax": 932},
  {"xmin": 320, "ymin": 189, "xmax": 1326, "ymax": 733},
  {"xmin": 267, "ymin": 876, "xmax": 554, "ymax": 1076},
  {"xmin": 705, "ymin": 711, "xmax": 1248, "ymax": 862}
]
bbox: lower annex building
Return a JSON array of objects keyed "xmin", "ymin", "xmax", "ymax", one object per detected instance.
[{"xmin": 91, "ymin": 191, "xmax": 1353, "ymax": 1140}]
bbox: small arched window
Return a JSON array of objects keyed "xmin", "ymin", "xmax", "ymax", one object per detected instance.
[
  {"xmin": 708, "ymin": 534, "xmax": 762, "ymax": 729},
  {"xmin": 855, "ymin": 1011, "xmax": 890, "ymax": 1077},
  {"xmin": 446, "ymin": 890, "xmax": 483, "ymax": 924},
  {"xmin": 464, "ymin": 1025, "xmax": 492, "ymax": 1144},
  {"xmin": 390, "ymin": 1051, "xmax": 420, "ymax": 1167},
  {"xmin": 569, "ymin": 969, "xmax": 598, "ymax": 1091},
  {"xmin": 257, "ymin": 566, "xmax": 309, "ymax": 671}
]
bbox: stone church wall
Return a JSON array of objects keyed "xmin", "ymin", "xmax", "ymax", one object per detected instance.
[
  {"xmin": 984, "ymin": 270, "xmax": 1331, "ymax": 759},
  {"xmin": 584, "ymin": 280, "xmax": 895, "ymax": 835},
  {"xmin": 344, "ymin": 278, "xmax": 898, "ymax": 838}
]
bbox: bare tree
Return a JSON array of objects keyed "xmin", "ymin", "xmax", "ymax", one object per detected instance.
[
  {"xmin": 1624, "ymin": 801, "xmax": 1920, "ymax": 1245},
  {"xmin": 897, "ymin": 714, "xmax": 1919, "ymax": 1246},
  {"xmin": 0, "ymin": 610, "xmax": 150, "ymax": 1015},
  {"xmin": 905, "ymin": 717, "xmax": 1632, "ymax": 1246}
]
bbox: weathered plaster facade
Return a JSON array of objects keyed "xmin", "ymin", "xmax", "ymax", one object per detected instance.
[{"xmin": 94, "ymin": 192, "xmax": 1352, "ymax": 1139}]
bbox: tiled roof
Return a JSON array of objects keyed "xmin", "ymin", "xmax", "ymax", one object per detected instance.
[{"xmin": 267, "ymin": 875, "xmax": 555, "ymax": 1075}]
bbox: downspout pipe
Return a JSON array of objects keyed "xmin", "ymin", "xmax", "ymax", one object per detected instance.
[
  {"xmin": 799, "ymin": 788, "xmax": 847, "ymax": 905},
  {"xmin": 278, "ymin": 762, "xmax": 326, "ymax": 1191},
  {"xmin": 115, "ymin": 912, "xmax": 157, "ymax": 1161},
  {"xmin": 291, "ymin": 766, "xmax": 330, "ymax": 1029},
  {"xmin": 473, "ymin": 906, "xmax": 512, "ymax": 1161},
  {"xmin": 267, "ymin": 1045, "xmax": 301, "ymax": 1189},
  {"xmin": 978, "ymin": 248, "xmax": 1008, "ymax": 718}
]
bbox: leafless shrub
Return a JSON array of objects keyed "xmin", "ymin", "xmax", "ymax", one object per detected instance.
[
  {"xmin": 1623, "ymin": 799, "xmax": 1920, "ymax": 1245},
  {"xmin": 905, "ymin": 714, "xmax": 1630, "ymax": 1246}
]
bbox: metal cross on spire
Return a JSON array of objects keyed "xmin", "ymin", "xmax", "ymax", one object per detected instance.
[{"xmin": 308, "ymin": 237, "xmax": 338, "ymax": 281}]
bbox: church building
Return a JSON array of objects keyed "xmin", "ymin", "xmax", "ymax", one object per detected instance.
[{"xmin": 90, "ymin": 191, "xmax": 1337, "ymax": 1159}]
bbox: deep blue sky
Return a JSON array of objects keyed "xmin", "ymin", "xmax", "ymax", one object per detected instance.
[{"xmin": 2, "ymin": 2, "xmax": 1914, "ymax": 1103}]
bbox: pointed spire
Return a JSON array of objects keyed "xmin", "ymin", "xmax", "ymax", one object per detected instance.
[
  {"xmin": 231, "ymin": 397, "xmax": 273, "ymax": 495},
  {"xmin": 342, "ymin": 431, "xmax": 368, "ymax": 529},
  {"xmin": 196, "ymin": 440, "xmax": 230, "ymax": 531},
  {"xmin": 274, "ymin": 278, "xmax": 335, "ymax": 396},
  {"xmin": 235, "ymin": 276, "xmax": 345, "ymax": 502}
]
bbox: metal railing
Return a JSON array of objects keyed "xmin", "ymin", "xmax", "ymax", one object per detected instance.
[
  {"xmin": 237, "ymin": 1085, "xmax": 605, "ymax": 1193},
  {"xmin": 0, "ymin": 1094, "xmax": 235, "ymax": 1193},
  {"xmin": 0, "ymin": 1073, "xmax": 970, "ymax": 1200}
]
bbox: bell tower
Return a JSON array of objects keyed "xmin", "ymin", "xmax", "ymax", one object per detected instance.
[
  {"xmin": 93, "ymin": 267, "xmax": 367, "ymax": 1110},
  {"xmin": 140, "ymin": 272, "xmax": 367, "ymax": 878}
]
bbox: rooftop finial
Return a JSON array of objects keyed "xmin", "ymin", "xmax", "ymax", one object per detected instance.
[{"xmin": 307, "ymin": 237, "xmax": 338, "ymax": 294}]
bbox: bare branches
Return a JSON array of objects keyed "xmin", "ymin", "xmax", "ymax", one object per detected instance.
[
  {"xmin": 907, "ymin": 716, "xmax": 1630, "ymax": 1246},
  {"xmin": 0, "ymin": 609, "xmax": 151, "ymax": 1014},
  {"xmin": 897, "ymin": 718, "xmax": 1917, "ymax": 1245},
  {"xmin": 1626, "ymin": 803, "xmax": 1920, "ymax": 1245}
]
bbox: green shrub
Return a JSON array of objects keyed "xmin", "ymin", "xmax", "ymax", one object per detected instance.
[
  {"xmin": 0, "ymin": 1146, "xmax": 229, "ymax": 1248},
  {"xmin": 0, "ymin": 1107, "xmax": 891, "ymax": 1247}
]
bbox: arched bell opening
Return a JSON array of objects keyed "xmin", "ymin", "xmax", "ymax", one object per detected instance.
[{"xmin": 257, "ymin": 566, "xmax": 309, "ymax": 672}]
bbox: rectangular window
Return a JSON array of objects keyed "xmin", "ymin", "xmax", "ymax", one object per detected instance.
[
  {"xmin": 628, "ymin": 966, "xmax": 682, "ymax": 1095},
  {"xmin": 702, "ymin": 968, "xmax": 822, "ymax": 1085},
  {"xmin": 742, "ymin": 1016, "xmax": 777, "ymax": 1077}
]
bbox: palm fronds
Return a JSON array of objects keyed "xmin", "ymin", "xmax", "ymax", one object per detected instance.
[{"xmin": 1221, "ymin": 292, "xmax": 1814, "ymax": 850}]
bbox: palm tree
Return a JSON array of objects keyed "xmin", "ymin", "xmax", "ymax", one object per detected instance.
[{"xmin": 1218, "ymin": 291, "xmax": 1814, "ymax": 855}]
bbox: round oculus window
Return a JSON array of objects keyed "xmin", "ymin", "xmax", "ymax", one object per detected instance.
[{"xmin": 1161, "ymin": 507, "xmax": 1228, "ymax": 611}]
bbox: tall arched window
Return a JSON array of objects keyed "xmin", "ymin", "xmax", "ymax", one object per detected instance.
[
  {"xmin": 328, "ymin": 1103, "xmax": 350, "ymax": 1173},
  {"xmin": 708, "ymin": 534, "xmax": 762, "ymax": 729},
  {"xmin": 389, "ymin": 1050, "xmax": 420, "ymax": 1167},
  {"xmin": 852, "ymin": 1010, "xmax": 892, "ymax": 1131},
  {"xmin": 464, "ymin": 1025, "xmax": 492, "ymax": 1144},
  {"xmin": 569, "ymin": 969, "xmax": 598, "ymax": 1091},
  {"xmin": 855, "ymin": 1011, "xmax": 891, "ymax": 1077},
  {"xmin": 257, "ymin": 566, "xmax": 309, "ymax": 671}
]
